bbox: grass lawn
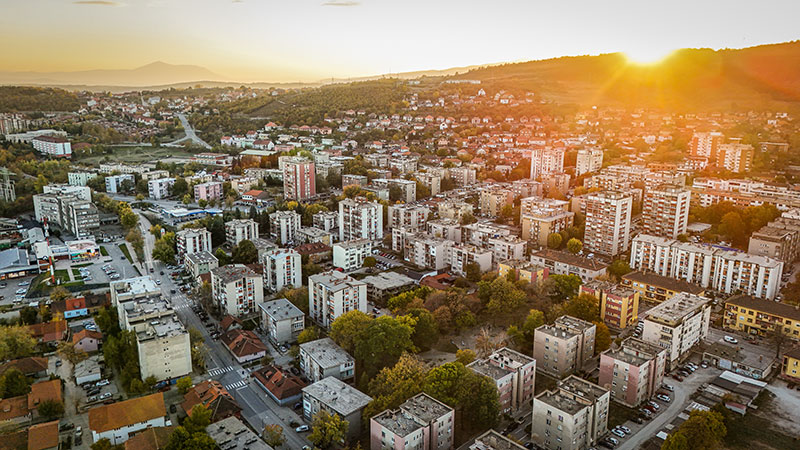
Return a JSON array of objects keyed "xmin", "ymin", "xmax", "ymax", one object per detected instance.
[
  {"xmin": 534, "ymin": 372, "xmax": 559, "ymax": 395},
  {"xmin": 53, "ymin": 269, "xmax": 70, "ymax": 283},
  {"xmin": 62, "ymin": 281, "xmax": 85, "ymax": 288},
  {"xmin": 73, "ymin": 262, "xmax": 93, "ymax": 268},
  {"xmin": 99, "ymin": 246, "xmax": 109, "ymax": 256},
  {"xmin": 724, "ymin": 391, "xmax": 798, "ymax": 450},
  {"xmin": 71, "ymin": 268, "xmax": 81, "ymax": 278},
  {"xmin": 75, "ymin": 145, "xmax": 195, "ymax": 165},
  {"xmin": 118, "ymin": 244, "xmax": 133, "ymax": 263},
  {"xmin": 608, "ymin": 402, "xmax": 640, "ymax": 428}
]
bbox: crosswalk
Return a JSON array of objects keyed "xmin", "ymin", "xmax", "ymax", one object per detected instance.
[
  {"xmin": 225, "ymin": 379, "xmax": 248, "ymax": 390},
  {"xmin": 208, "ymin": 366, "xmax": 234, "ymax": 377}
]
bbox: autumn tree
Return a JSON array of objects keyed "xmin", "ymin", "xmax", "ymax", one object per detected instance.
[
  {"xmin": 563, "ymin": 294, "xmax": 600, "ymax": 322},
  {"xmin": 566, "ymin": 238, "xmax": 583, "ymax": 254},
  {"xmin": 363, "ymin": 353, "xmax": 427, "ymax": 422},
  {"xmin": 329, "ymin": 310, "xmax": 372, "ymax": 354},
  {"xmin": 455, "ymin": 349, "xmax": 476, "ymax": 365},
  {"xmin": 547, "ymin": 232, "xmax": 563, "ymax": 249},
  {"xmin": 177, "ymin": 376, "xmax": 193, "ymax": 394},
  {"xmin": 263, "ymin": 424, "xmax": 286, "ymax": 448},
  {"xmin": 661, "ymin": 410, "xmax": 726, "ymax": 450},
  {"xmin": 0, "ymin": 325, "xmax": 37, "ymax": 361},
  {"xmin": 297, "ymin": 327, "xmax": 321, "ymax": 344},
  {"xmin": 593, "ymin": 321, "xmax": 612, "ymax": 354},
  {"xmin": 309, "ymin": 410, "xmax": 348, "ymax": 450}
]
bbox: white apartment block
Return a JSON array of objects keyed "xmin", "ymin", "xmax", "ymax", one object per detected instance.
[
  {"xmin": 299, "ymin": 337, "xmax": 355, "ymax": 383},
  {"xmin": 450, "ymin": 244, "xmax": 492, "ymax": 277},
  {"xmin": 449, "ymin": 167, "xmax": 477, "ymax": 186},
  {"xmin": 532, "ymin": 376, "xmax": 610, "ymax": 450},
  {"xmin": 479, "ymin": 188, "xmax": 513, "ymax": 217},
  {"xmin": 185, "ymin": 251, "xmax": 219, "ymax": 279},
  {"xmin": 373, "ymin": 178, "xmax": 416, "ymax": 203},
  {"xmin": 584, "ymin": 191, "xmax": 632, "ymax": 257},
  {"xmin": 400, "ymin": 233, "xmax": 454, "ymax": 270},
  {"xmin": 176, "ymin": 228, "xmax": 212, "ymax": 262},
  {"xmin": 640, "ymin": 292, "xmax": 710, "ymax": 370},
  {"xmin": 489, "ymin": 236, "xmax": 527, "ymax": 263},
  {"xmin": 642, "ymin": 185, "xmax": 691, "ymax": 239},
  {"xmin": 268, "ymin": 210, "xmax": 301, "ymax": 244},
  {"xmin": 339, "ymin": 197, "xmax": 383, "ymax": 242},
  {"xmin": 308, "ymin": 271, "xmax": 368, "ymax": 329},
  {"xmin": 148, "ymin": 177, "xmax": 175, "ymax": 200},
  {"xmin": 388, "ymin": 204, "xmax": 429, "ymax": 231},
  {"xmin": 534, "ymin": 315, "xmax": 597, "ymax": 378},
  {"xmin": 716, "ymin": 143, "xmax": 753, "ymax": 173},
  {"xmin": 333, "ymin": 239, "xmax": 372, "ymax": 272},
  {"xmin": 259, "ymin": 298, "xmax": 305, "ymax": 345},
  {"xmin": 32, "ymin": 135, "xmax": 71, "ymax": 157},
  {"xmin": 225, "ymin": 218, "xmax": 259, "ymax": 246},
  {"xmin": 437, "ymin": 200, "xmax": 474, "ymax": 221},
  {"xmin": 68, "ymin": 172, "xmax": 96, "ymax": 186},
  {"xmin": 530, "ymin": 147, "xmax": 565, "ymax": 180},
  {"xmin": 104, "ymin": 174, "xmax": 135, "ymax": 194},
  {"xmin": 427, "ymin": 218, "xmax": 462, "ymax": 243},
  {"xmin": 629, "ymin": 234, "xmax": 783, "ymax": 299},
  {"xmin": 261, "ymin": 248, "xmax": 302, "ymax": 292},
  {"xmin": 575, "ymin": 148, "xmax": 604, "ymax": 176},
  {"xmin": 210, "ymin": 264, "xmax": 264, "ymax": 317},
  {"xmin": 313, "ymin": 211, "xmax": 339, "ymax": 232},
  {"xmin": 417, "ymin": 172, "xmax": 441, "ymax": 196}
]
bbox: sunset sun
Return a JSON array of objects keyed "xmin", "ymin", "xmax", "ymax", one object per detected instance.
[{"xmin": 624, "ymin": 47, "xmax": 676, "ymax": 65}]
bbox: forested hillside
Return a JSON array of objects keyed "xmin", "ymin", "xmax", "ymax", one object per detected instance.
[{"xmin": 0, "ymin": 86, "xmax": 81, "ymax": 112}]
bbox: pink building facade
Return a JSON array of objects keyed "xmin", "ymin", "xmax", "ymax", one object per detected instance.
[
  {"xmin": 598, "ymin": 337, "xmax": 667, "ymax": 407},
  {"xmin": 193, "ymin": 181, "xmax": 223, "ymax": 202},
  {"xmin": 370, "ymin": 393, "xmax": 454, "ymax": 450},
  {"xmin": 467, "ymin": 347, "xmax": 536, "ymax": 414}
]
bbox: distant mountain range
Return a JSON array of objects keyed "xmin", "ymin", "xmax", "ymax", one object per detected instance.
[{"xmin": 2, "ymin": 42, "xmax": 800, "ymax": 109}]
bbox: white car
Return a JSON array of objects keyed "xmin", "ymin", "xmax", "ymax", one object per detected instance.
[
  {"xmin": 723, "ymin": 335, "xmax": 738, "ymax": 344},
  {"xmin": 295, "ymin": 425, "xmax": 309, "ymax": 433}
]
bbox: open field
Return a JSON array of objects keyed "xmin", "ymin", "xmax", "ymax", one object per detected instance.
[{"xmin": 75, "ymin": 145, "xmax": 196, "ymax": 165}]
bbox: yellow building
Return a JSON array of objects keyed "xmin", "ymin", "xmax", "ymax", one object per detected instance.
[
  {"xmin": 781, "ymin": 346, "xmax": 800, "ymax": 382},
  {"xmin": 724, "ymin": 294, "xmax": 800, "ymax": 339},
  {"xmin": 621, "ymin": 271, "xmax": 705, "ymax": 303},
  {"xmin": 498, "ymin": 260, "xmax": 549, "ymax": 284},
  {"xmin": 580, "ymin": 280, "xmax": 639, "ymax": 329}
]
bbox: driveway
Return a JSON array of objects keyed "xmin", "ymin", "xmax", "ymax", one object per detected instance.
[{"xmin": 616, "ymin": 366, "xmax": 721, "ymax": 450}]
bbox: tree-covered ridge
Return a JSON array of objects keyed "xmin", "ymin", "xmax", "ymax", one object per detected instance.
[{"xmin": 0, "ymin": 86, "xmax": 81, "ymax": 112}]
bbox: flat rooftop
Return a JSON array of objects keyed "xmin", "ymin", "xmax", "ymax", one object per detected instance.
[
  {"xmin": 372, "ymin": 409, "xmax": 424, "ymax": 438},
  {"xmin": 361, "ymin": 272, "xmax": 415, "ymax": 290},
  {"xmin": 622, "ymin": 271, "xmax": 705, "ymax": 295},
  {"xmin": 206, "ymin": 416, "xmax": 272, "ymax": 450},
  {"xmin": 470, "ymin": 430, "xmax": 526, "ymax": 450},
  {"xmin": 468, "ymin": 359, "xmax": 512, "ymax": 381},
  {"xmin": 309, "ymin": 271, "xmax": 366, "ymax": 291},
  {"xmin": 111, "ymin": 276, "xmax": 160, "ymax": 298},
  {"xmin": 555, "ymin": 315, "xmax": 595, "ymax": 332},
  {"xmin": 536, "ymin": 324, "xmax": 578, "ymax": 340},
  {"xmin": 211, "ymin": 264, "xmax": 259, "ymax": 284},
  {"xmin": 259, "ymin": 298, "xmax": 304, "ymax": 321},
  {"xmin": 536, "ymin": 390, "xmax": 586, "ymax": 415},
  {"xmin": 645, "ymin": 292, "xmax": 709, "ymax": 324},
  {"xmin": 558, "ymin": 375, "xmax": 608, "ymax": 402},
  {"xmin": 302, "ymin": 376, "xmax": 372, "ymax": 417},
  {"xmin": 185, "ymin": 251, "xmax": 218, "ymax": 265},
  {"xmin": 300, "ymin": 338, "xmax": 353, "ymax": 368},
  {"xmin": 400, "ymin": 393, "xmax": 452, "ymax": 425}
]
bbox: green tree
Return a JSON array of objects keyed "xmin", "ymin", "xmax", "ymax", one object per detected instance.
[
  {"xmin": 563, "ymin": 294, "xmax": 600, "ymax": 322},
  {"xmin": 164, "ymin": 426, "xmax": 216, "ymax": 450},
  {"xmin": 309, "ymin": 410, "xmax": 348, "ymax": 450},
  {"xmin": 460, "ymin": 212, "xmax": 477, "ymax": 225},
  {"xmin": 423, "ymin": 362, "xmax": 500, "ymax": 429},
  {"xmin": 355, "ymin": 316, "xmax": 416, "ymax": 386},
  {"xmin": 718, "ymin": 211, "xmax": 746, "ymax": 247},
  {"xmin": 297, "ymin": 327, "xmax": 321, "ymax": 344},
  {"xmin": 477, "ymin": 277, "xmax": 526, "ymax": 315},
  {"xmin": 231, "ymin": 239, "xmax": 258, "ymax": 264},
  {"xmin": 566, "ymin": 238, "xmax": 583, "ymax": 254},
  {"xmin": 464, "ymin": 262, "xmax": 482, "ymax": 282},
  {"xmin": 547, "ymin": 232, "xmax": 563, "ymax": 249},
  {"xmin": 57, "ymin": 341, "xmax": 88, "ymax": 365},
  {"xmin": 363, "ymin": 353, "xmax": 427, "ymax": 422},
  {"xmin": 19, "ymin": 306, "xmax": 37, "ymax": 325},
  {"xmin": 50, "ymin": 286, "xmax": 70, "ymax": 302},
  {"xmin": 184, "ymin": 404, "xmax": 212, "ymax": 434},
  {"xmin": 455, "ymin": 349, "xmax": 476, "ymax": 365},
  {"xmin": 1, "ymin": 368, "xmax": 31, "ymax": 398},
  {"xmin": 172, "ymin": 178, "xmax": 189, "ymax": 198},
  {"xmin": 91, "ymin": 438, "xmax": 123, "ymax": 450},
  {"xmin": 0, "ymin": 325, "xmax": 38, "ymax": 361},
  {"xmin": 329, "ymin": 310, "xmax": 372, "ymax": 354},
  {"xmin": 608, "ymin": 259, "xmax": 632, "ymax": 281},
  {"xmin": 548, "ymin": 274, "xmax": 582, "ymax": 302},
  {"xmin": 362, "ymin": 256, "xmax": 377, "ymax": 268},
  {"xmin": 263, "ymin": 424, "xmax": 286, "ymax": 448},
  {"xmin": 593, "ymin": 321, "xmax": 611, "ymax": 353},
  {"xmin": 37, "ymin": 399, "xmax": 65, "ymax": 420},
  {"xmin": 152, "ymin": 232, "xmax": 177, "ymax": 265},
  {"xmin": 119, "ymin": 206, "xmax": 139, "ymax": 230},
  {"xmin": 406, "ymin": 308, "xmax": 439, "ymax": 351},
  {"xmin": 661, "ymin": 410, "xmax": 726, "ymax": 450},
  {"xmin": 177, "ymin": 376, "xmax": 193, "ymax": 394}
]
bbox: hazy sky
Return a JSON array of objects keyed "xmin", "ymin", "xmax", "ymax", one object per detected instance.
[{"xmin": 2, "ymin": 0, "xmax": 799, "ymax": 82}]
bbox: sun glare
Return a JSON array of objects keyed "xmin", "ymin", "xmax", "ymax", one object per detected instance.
[{"xmin": 623, "ymin": 48, "xmax": 675, "ymax": 65}]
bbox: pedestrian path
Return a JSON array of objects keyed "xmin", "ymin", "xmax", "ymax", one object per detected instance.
[
  {"xmin": 225, "ymin": 379, "xmax": 248, "ymax": 390},
  {"xmin": 208, "ymin": 366, "xmax": 234, "ymax": 377}
]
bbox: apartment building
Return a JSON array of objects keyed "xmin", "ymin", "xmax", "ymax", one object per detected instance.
[
  {"xmin": 185, "ymin": 251, "xmax": 219, "ymax": 279},
  {"xmin": 621, "ymin": 271, "xmax": 706, "ymax": 303},
  {"xmin": 534, "ymin": 316, "xmax": 596, "ymax": 378},
  {"xmin": 342, "ymin": 174, "xmax": 368, "ymax": 188},
  {"xmin": 530, "ymin": 249, "xmax": 609, "ymax": 282},
  {"xmin": 308, "ymin": 271, "xmax": 367, "ymax": 329},
  {"xmin": 469, "ymin": 430, "xmax": 526, "ymax": 449},
  {"xmin": 689, "ymin": 131, "xmax": 723, "ymax": 158},
  {"xmin": 60, "ymin": 197, "xmax": 100, "ymax": 238},
  {"xmin": 259, "ymin": 298, "xmax": 304, "ymax": 345},
  {"xmin": 313, "ymin": 211, "xmax": 340, "ymax": 232},
  {"xmin": 427, "ymin": 218, "xmax": 462, "ymax": 243},
  {"xmin": 302, "ymin": 376, "xmax": 372, "ymax": 441},
  {"xmin": 689, "ymin": 177, "xmax": 800, "ymax": 210},
  {"xmin": 449, "ymin": 166, "xmax": 477, "ymax": 186},
  {"xmin": 401, "ymin": 233, "xmax": 454, "ymax": 270},
  {"xmin": 479, "ymin": 188, "xmax": 514, "ymax": 217},
  {"xmin": 89, "ymin": 393, "xmax": 166, "ymax": 445},
  {"xmin": 32, "ymin": 135, "xmax": 71, "ymax": 157},
  {"xmin": 104, "ymin": 174, "xmax": 135, "ymax": 194},
  {"xmin": 264, "ymin": 210, "xmax": 299, "ymax": 244},
  {"xmin": 110, "ymin": 276, "xmax": 161, "ymax": 310},
  {"xmin": 511, "ymin": 179, "xmax": 543, "ymax": 199},
  {"xmin": 723, "ymin": 294, "xmax": 800, "ymax": 339},
  {"xmin": 598, "ymin": 337, "xmax": 667, "ymax": 407},
  {"xmin": 299, "ymin": 337, "xmax": 356, "ymax": 383},
  {"xmin": 370, "ymin": 393, "xmax": 454, "ymax": 450},
  {"xmin": 437, "ymin": 200, "xmax": 474, "ymax": 221},
  {"xmin": 488, "ymin": 236, "xmax": 527, "ymax": 263},
  {"xmin": 467, "ymin": 347, "xmax": 536, "ymax": 414},
  {"xmin": 339, "ymin": 197, "xmax": 383, "ymax": 242},
  {"xmin": 373, "ymin": 178, "xmax": 416, "ymax": 203},
  {"xmin": 417, "ymin": 172, "xmax": 441, "ymax": 196},
  {"xmin": 642, "ymin": 185, "xmax": 691, "ymax": 239},
  {"xmin": 210, "ymin": 264, "xmax": 264, "ymax": 317},
  {"xmin": 261, "ymin": 248, "xmax": 302, "ymax": 292},
  {"xmin": 225, "ymin": 218, "xmax": 259, "ymax": 246},
  {"xmin": 531, "ymin": 376, "xmax": 610, "ymax": 450},
  {"xmin": 193, "ymin": 181, "xmax": 223, "ymax": 202},
  {"xmin": 498, "ymin": 260, "xmax": 549, "ymax": 284},
  {"xmin": 521, "ymin": 204, "xmax": 575, "ymax": 247},
  {"xmin": 283, "ymin": 157, "xmax": 316, "ymax": 200},
  {"xmin": 716, "ymin": 143, "xmax": 754, "ymax": 173},
  {"xmin": 584, "ymin": 191, "xmax": 632, "ymax": 257},
  {"xmin": 68, "ymin": 171, "xmax": 95, "ymax": 187},
  {"xmin": 748, "ymin": 222, "xmax": 799, "ymax": 262},
  {"xmin": 388, "ymin": 204, "xmax": 429, "ymax": 231},
  {"xmin": 640, "ymin": 292, "xmax": 710, "ymax": 370},
  {"xmin": 629, "ymin": 234, "xmax": 783, "ymax": 299},
  {"xmin": 390, "ymin": 157, "xmax": 418, "ymax": 174},
  {"xmin": 575, "ymin": 148, "xmax": 604, "ymax": 176},
  {"xmin": 148, "ymin": 177, "xmax": 175, "ymax": 200},
  {"xmin": 333, "ymin": 239, "xmax": 372, "ymax": 272},
  {"xmin": 176, "ymin": 228, "xmax": 212, "ymax": 262},
  {"xmin": 450, "ymin": 244, "xmax": 492, "ymax": 277},
  {"xmin": 579, "ymin": 280, "xmax": 639, "ymax": 329},
  {"xmin": 530, "ymin": 147, "xmax": 565, "ymax": 180}
]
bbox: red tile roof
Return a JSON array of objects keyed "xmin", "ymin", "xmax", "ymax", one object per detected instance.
[
  {"xmin": 0, "ymin": 357, "xmax": 48, "ymax": 377},
  {"xmin": 253, "ymin": 365, "xmax": 306, "ymax": 401},
  {"xmin": 27, "ymin": 321, "xmax": 67, "ymax": 343},
  {"xmin": 89, "ymin": 392, "xmax": 166, "ymax": 434},
  {"xmin": 123, "ymin": 426, "xmax": 175, "ymax": 450},
  {"xmin": 65, "ymin": 297, "xmax": 86, "ymax": 312},
  {"xmin": 181, "ymin": 381, "xmax": 240, "ymax": 422},
  {"xmin": 27, "ymin": 420, "xmax": 59, "ymax": 450},
  {"xmin": 28, "ymin": 379, "xmax": 61, "ymax": 411},
  {"xmin": 72, "ymin": 329, "xmax": 103, "ymax": 345},
  {"xmin": 221, "ymin": 329, "xmax": 267, "ymax": 359}
]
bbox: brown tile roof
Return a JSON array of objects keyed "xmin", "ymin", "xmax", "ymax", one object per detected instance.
[
  {"xmin": 124, "ymin": 426, "xmax": 176, "ymax": 450},
  {"xmin": 0, "ymin": 396, "xmax": 29, "ymax": 422},
  {"xmin": 0, "ymin": 429, "xmax": 26, "ymax": 450},
  {"xmin": 219, "ymin": 315, "xmax": 241, "ymax": 332},
  {"xmin": 253, "ymin": 365, "xmax": 306, "ymax": 401},
  {"xmin": 27, "ymin": 421, "xmax": 59, "ymax": 450},
  {"xmin": 784, "ymin": 345, "xmax": 800, "ymax": 360},
  {"xmin": 28, "ymin": 379, "xmax": 61, "ymax": 411},
  {"xmin": 181, "ymin": 380, "xmax": 240, "ymax": 423},
  {"xmin": 0, "ymin": 357, "xmax": 48, "ymax": 377},
  {"xmin": 72, "ymin": 329, "xmax": 103, "ymax": 345},
  {"xmin": 725, "ymin": 295, "xmax": 800, "ymax": 321},
  {"xmin": 221, "ymin": 329, "xmax": 267, "ymax": 359},
  {"xmin": 65, "ymin": 297, "xmax": 87, "ymax": 312},
  {"xmin": 27, "ymin": 321, "xmax": 67, "ymax": 343},
  {"xmin": 622, "ymin": 271, "xmax": 705, "ymax": 295},
  {"xmin": 89, "ymin": 392, "xmax": 166, "ymax": 434}
]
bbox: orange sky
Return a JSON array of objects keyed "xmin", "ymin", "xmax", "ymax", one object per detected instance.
[{"xmin": 1, "ymin": 0, "xmax": 799, "ymax": 82}]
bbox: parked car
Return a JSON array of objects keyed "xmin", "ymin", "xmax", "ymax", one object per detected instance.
[
  {"xmin": 647, "ymin": 401, "xmax": 660, "ymax": 410},
  {"xmin": 634, "ymin": 417, "xmax": 645, "ymax": 424},
  {"xmin": 60, "ymin": 422, "xmax": 74, "ymax": 431},
  {"xmin": 295, "ymin": 425, "xmax": 309, "ymax": 433},
  {"xmin": 611, "ymin": 428, "xmax": 626, "ymax": 438},
  {"xmin": 657, "ymin": 394, "xmax": 671, "ymax": 402},
  {"xmin": 100, "ymin": 392, "xmax": 112, "ymax": 400},
  {"xmin": 672, "ymin": 374, "xmax": 684, "ymax": 381},
  {"xmin": 87, "ymin": 396, "xmax": 98, "ymax": 403},
  {"xmin": 55, "ymin": 360, "xmax": 62, "ymax": 367},
  {"xmin": 662, "ymin": 384, "xmax": 674, "ymax": 391},
  {"xmin": 723, "ymin": 335, "xmax": 739, "ymax": 344},
  {"xmin": 96, "ymin": 379, "xmax": 109, "ymax": 387},
  {"xmin": 599, "ymin": 439, "xmax": 616, "ymax": 449},
  {"xmin": 618, "ymin": 425, "xmax": 630, "ymax": 434}
]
